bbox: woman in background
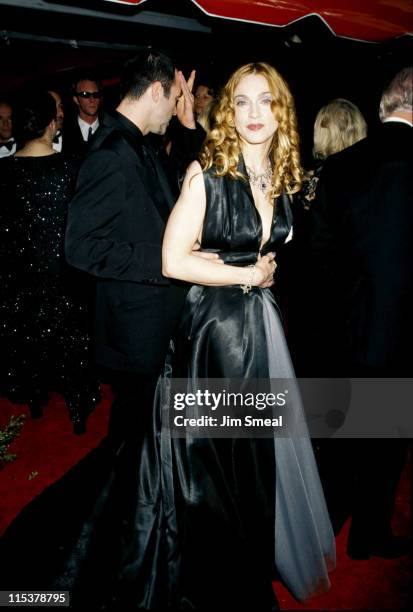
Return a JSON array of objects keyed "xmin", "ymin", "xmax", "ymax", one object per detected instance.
[
  {"xmin": 194, "ymin": 79, "xmax": 216, "ymax": 117},
  {"xmin": 194, "ymin": 78, "xmax": 216, "ymax": 131},
  {"xmin": 301, "ymin": 98, "xmax": 367, "ymax": 208},
  {"xmin": 0, "ymin": 91, "xmax": 100, "ymax": 433},
  {"xmin": 285, "ymin": 98, "xmax": 367, "ymax": 376}
]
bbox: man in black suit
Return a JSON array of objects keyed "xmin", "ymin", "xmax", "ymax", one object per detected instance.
[
  {"xmin": 311, "ymin": 67, "xmax": 412, "ymax": 559},
  {"xmin": 63, "ymin": 73, "xmax": 103, "ymax": 155},
  {"xmin": 65, "ymin": 49, "xmax": 206, "ymax": 445}
]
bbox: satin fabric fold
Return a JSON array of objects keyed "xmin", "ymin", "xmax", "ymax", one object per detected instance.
[
  {"xmin": 262, "ymin": 291, "xmax": 336, "ymax": 601},
  {"xmin": 124, "ymin": 287, "xmax": 335, "ymax": 609}
]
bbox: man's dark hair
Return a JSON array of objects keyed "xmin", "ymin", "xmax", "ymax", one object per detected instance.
[{"xmin": 120, "ymin": 49, "xmax": 176, "ymax": 100}]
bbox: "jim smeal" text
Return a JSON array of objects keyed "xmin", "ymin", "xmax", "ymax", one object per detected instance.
[{"xmin": 173, "ymin": 415, "xmax": 283, "ymax": 427}]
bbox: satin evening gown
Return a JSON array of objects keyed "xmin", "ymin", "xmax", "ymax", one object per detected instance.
[{"xmin": 0, "ymin": 159, "xmax": 335, "ymax": 611}]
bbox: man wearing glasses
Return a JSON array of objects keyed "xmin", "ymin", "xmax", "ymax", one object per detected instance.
[{"xmin": 65, "ymin": 73, "xmax": 103, "ymax": 154}]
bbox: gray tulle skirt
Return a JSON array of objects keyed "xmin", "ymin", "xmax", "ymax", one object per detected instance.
[{"xmin": 262, "ymin": 291, "xmax": 336, "ymax": 601}]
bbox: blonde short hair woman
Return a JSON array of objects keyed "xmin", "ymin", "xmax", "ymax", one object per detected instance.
[
  {"xmin": 313, "ymin": 98, "xmax": 367, "ymax": 161},
  {"xmin": 300, "ymin": 99, "xmax": 367, "ymax": 208}
]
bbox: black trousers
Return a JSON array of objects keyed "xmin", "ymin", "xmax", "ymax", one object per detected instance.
[
  {"xmin": 349, "ymin": 439, "xmax": 409, "ymax": 542},
  {"xmin": 105, "ymin": 368, "xmax": 159, "ymax": 445},
  {"xmin": 316, "ymin": 439, "xmax": 409, "ymax": 542}
]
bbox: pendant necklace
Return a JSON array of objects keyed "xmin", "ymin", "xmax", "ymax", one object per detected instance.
[{"xmin": 246, "ymin": 161, "xmax": 273, "ymax": 195}]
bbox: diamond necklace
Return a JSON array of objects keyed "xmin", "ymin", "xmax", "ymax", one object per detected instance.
[{"xmin": 246, "ymin": 161, "xmax": 273, "ymax": 195}]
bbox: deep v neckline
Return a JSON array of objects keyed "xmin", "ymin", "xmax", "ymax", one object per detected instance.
[
  {"xmin": 256, "ymin": 194, "xmax": 276, "ymax": 251},
  {"xmin": 243, "ymin": 170, "xmax": 276, "ymax": 252},
  {"xmin": 239, "ymin": 154, "xmax": 276, "ymax": 251}
]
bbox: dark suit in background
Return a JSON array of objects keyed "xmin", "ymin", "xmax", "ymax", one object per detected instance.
[
  {"xmin": 65, "ymin": 111, "xmax": 203, "ymax": 443},
  {"xmin": 312, "ymin": 121, "xmax": 413, "ymax": 375},
  {"xmin": 311, "ymin": 120, "xmax": 412, "ymax": 558},
  {"xmin": 60, "ymin": 116, "xmax": 99, "ymax": 157}
]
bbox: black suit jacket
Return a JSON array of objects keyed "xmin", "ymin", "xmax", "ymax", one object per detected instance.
[
  {"xmin": 61, "ymin": 116, "xmax": 99, "ymax": 156},
  {"xmin": 311, "ymin": 121, "xmax": 413, "ymax": 374},
  {"xmin": 65, "ymin": 111, "xmax": 192, "ymax": 374}
]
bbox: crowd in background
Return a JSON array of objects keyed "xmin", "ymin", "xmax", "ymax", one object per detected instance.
[{"xmin": 0, "ymin": 57, "xmax": 411, "ymax": 593}]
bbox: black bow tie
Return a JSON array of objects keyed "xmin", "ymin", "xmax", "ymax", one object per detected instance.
[
  {"xmin": 53, "ymin": 131, "xmax": 62, "ymax": 144},
  {"xmin": 0, "ymin": 140, "xmax": 15, "ymax": 151}
]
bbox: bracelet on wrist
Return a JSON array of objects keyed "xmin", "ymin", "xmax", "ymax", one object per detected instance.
[{"xmin": 241, "ymin": 264, "xmax": 256, "ymax": 294}]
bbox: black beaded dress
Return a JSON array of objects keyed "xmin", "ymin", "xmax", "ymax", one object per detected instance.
[
  {"xmin": 0, "ymin": 160, "xmax": 334, "ymax": 610},
  {"xmin": 0, "ymin": 153, "xmax": 100, "ymax": 426}
]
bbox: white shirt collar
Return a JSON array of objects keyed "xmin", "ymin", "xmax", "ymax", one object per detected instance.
[
  {"xmin": 0, "ymin": 138, "xmax": 16, "ymax": 158},
  {"xmin": 382, "ymin": 117, "xmax": 413, "ymax": 128},
  {"xmin": 52, "ymin": 131, "xmax": 62, "ymax": 153},
  {"xmin": 78, "ymin": 116, "xmax": 100, "ymax": 141}
]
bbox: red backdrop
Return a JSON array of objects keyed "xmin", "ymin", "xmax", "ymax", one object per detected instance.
[{"xmin": 104, "ymin": 0, "xmax": 413, "ymax": 42}]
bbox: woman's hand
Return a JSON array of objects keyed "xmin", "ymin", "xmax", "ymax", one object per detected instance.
[{"xmin": 254, "ymin": 252, "xmax": 277, "ymax": 288}]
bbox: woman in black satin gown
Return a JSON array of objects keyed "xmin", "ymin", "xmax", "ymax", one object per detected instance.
[
  {"xmin": 100, "ymin": 62, "xmax": 335, "ymax": 611},
  {"xmin": 0, "ymin": 91, "xmax": 100, "ymax": 431},
  {"xmin": 0, "ymin": 67, "xmax": 334, "ymax": 611}
]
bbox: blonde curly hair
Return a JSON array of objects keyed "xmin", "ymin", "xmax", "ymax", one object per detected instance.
[{"xmin": 199, "ymin": 62, "xmax": 302, "ymax": 200}]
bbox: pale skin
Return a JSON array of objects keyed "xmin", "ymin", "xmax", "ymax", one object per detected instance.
[
  {"xmin": 48, "ymin": 91, "xmax": 64, "ymax": 131},
  {"xmin": 176, "ymin": 69, "xmax": 197, "ymax": 129},
  {"xmin": 194, "ymin": 85, "xmax": 214, "ymax": 116},
  {"xmin": 73, "ymin": 79, "xmax": 102, "ymax": 124},
  {"xmin": 163, "ymin": 73, "xmax": 278, "ymax": 287},
  {"xmin": 15, "ymin": 118, "xmax": 58, "ymax": 158},
  {"xmin": 386, "ymin": 109, "xmax": 413, "ymax": 125}
]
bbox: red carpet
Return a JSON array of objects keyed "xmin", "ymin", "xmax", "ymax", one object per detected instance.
[{"xmin": 0, "ymin": 388, "xmax": 411, "ymax": 610}]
